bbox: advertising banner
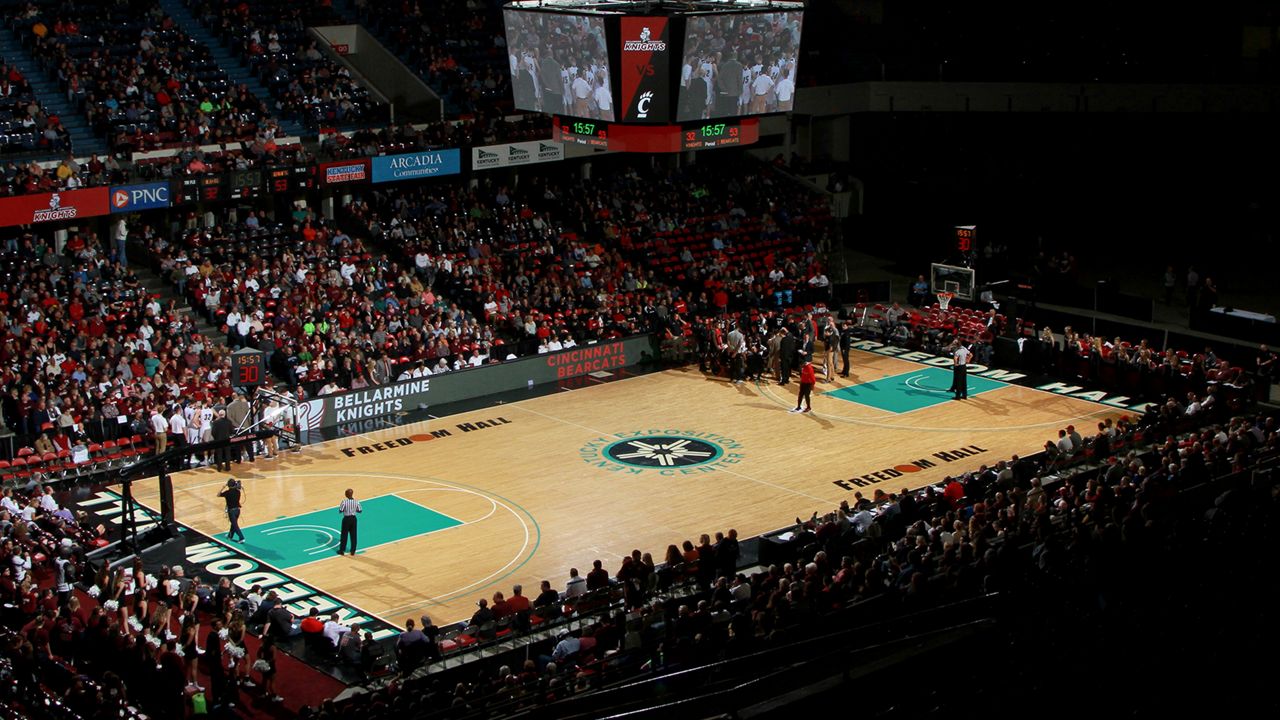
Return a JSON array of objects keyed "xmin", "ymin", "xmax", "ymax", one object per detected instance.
[
  {"xmin": 371, "ymin": 149, "xmax": 461, "ymax": 184},
  {"xmin": 299, "ymin": 335, "xmax": 656, "ymax": 433},
  {"xmin": 319, "ymin": 159, "xmax": 370, "ymax": 185},
  {"xmin": 109, "ymin": 182, "xmax": 171, "ymax": 213},
  {"xmin": 0, "ymin": 188, "xmax": 110, "ymax": 227},
  {"xmin": 619, "ymin": 16, "xmax": 672, "ymax": 123},
  {"xmin": 471, "ymin": 140, "xmax": 563, "ymax": 171}
]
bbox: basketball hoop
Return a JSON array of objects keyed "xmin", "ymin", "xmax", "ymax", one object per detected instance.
[{"xmin": 937, "ymin": 291, "xmax": 955, "ymax": 312}]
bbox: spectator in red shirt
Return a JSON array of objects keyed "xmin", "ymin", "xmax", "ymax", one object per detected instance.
[
  {"xmin": 506, "ymin": 584, "xmax": 530, "ymax": 615},
  {"xmin": 490, "ymin": 591, "xmax": 512, "ymax": 621},
  {"xmin": 944, "ymin": 476, "xmax": 966, "ymax": 508},
  {"xmin": 299, "ymin": 608, "xmax": 325, "ymax": 636}
]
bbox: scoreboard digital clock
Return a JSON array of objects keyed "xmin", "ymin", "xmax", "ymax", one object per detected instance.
[
  {"xmin": 556, "ymin": 120, "xmax": 609, "ymax": 149},
  {"xmin": 682, "ymin": 121, "xmax": 743, "ymax": 150},
  {"xmin": 230, "ymin": 349, "xmax": 266, "ymax": 390},
  {"xmin": 228, "ymin": 169, "xmax": 263, "ymax": 199}
]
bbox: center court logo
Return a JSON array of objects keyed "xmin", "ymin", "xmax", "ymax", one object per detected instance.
[{"xmin": 580, "ymin": 429, "xmax": 745, "ymax": 475}]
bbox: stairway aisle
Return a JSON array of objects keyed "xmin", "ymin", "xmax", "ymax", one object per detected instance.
[
  {"xmin": 131, "ymin": 263, "xmax": 226, "ymax": 346},
  {"xmin": 155, "ymin": 0, "xmax": 307, "ymax": 138},
  {"xmin": 0, "ymin": 31, "xmax": 107, "ymax": 157}
]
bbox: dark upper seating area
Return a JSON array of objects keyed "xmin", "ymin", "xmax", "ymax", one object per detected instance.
[
  {"xmin": 357, "ymin": 0, "xmax": 512, "ymax": 117},
  {"xmin": 191, "ymin": 0, "xmax": 388, "ymax": 131},
  {"xmin": 9, "ymin": 0, "xmax": 274, "ymax": 152},
  {"xmin": 0, "ymin": 55, "xmax": 62, "ymax": 153}
]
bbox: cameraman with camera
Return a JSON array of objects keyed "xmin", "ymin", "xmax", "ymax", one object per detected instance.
[{"xmin": 218, "ymin": 478, "xmax": 246, "ymax": 543}]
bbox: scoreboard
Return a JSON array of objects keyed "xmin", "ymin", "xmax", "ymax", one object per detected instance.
[
  {"xmin": 554, "ymin": 117, "xmax": 758, "ymax": 154},
  {"xmin": 558, "ymin": 121, "xmax": 610, "ymax": 149},
  {"xmin": 682, "ymin": 121, "xmax": 747, "ymax": 150},
  {"xmin": 269, "ymin": 165, "xmax": 315, "ymax": 193},
  {"xmin": 170, "ymin": 167, "xmax": 317, "ymax": 205},
  {"xmin": 174, "ymin": 175, "xmax": 228, "ymax": 204},
  {"xmin": 506, "ymin": 0, "xmax": 804, "ymax": 152}
]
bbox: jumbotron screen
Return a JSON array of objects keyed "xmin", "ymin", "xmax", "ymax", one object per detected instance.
[
  {"xmin": 503, "ymin": 9, "xmax": 615, "ymax": 121},
  {"xmin": 676, "ymin": 11, "xmax": 803, "ymax": 122}
]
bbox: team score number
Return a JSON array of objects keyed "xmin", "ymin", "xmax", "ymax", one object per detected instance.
[{"xmin": 271, "ymin": 169, "xmax": 290, "ymax": 193}]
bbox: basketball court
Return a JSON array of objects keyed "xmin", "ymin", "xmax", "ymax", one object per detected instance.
[{"xmin": 128, "ymin": 348, "xmax": 1127, "ymax": 627}]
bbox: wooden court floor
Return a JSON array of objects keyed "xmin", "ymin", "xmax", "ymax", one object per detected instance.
[{"xmin": 135, "ymin": 350, "xmax": 1126, "ymax": 626}]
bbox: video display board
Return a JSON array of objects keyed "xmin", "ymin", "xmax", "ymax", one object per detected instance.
[
  {"xmin": 503, "ymin": 9, "xmax": 615, "ymax": 121},
  {"xmin": 676, "ymin": 11, "xmax": 803, "ymax": 121},
  {"xmin": 618, "ymin": 16, "xmax": 672, "ymax": 123}
]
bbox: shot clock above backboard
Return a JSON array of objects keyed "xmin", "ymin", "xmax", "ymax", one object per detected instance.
[{"xmin": 231, "ymin": 348, "xmax": 267, "ymax": 390}]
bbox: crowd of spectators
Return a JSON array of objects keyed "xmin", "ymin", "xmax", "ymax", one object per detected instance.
[
  {"xmin": 131, "ymin": 132, "xmax": 311, "ymax": 180},
  {"xmin": 0, "ymin": 224, "xmax": 240, "ymax": 468},
  {"xmin": 0, "ymin": 483, "xmax": 152, "ymax": 720},
  {"xmin": 319, "ymin": 114, "xmax": 551, "ymax": 161},
  {"xmin": 131, "ymin": 160, "xmax": 831, "ymax": 398},
  {"xmin": 144, "ymin": 206, "xmax": 489, "ymax": 395},
  {"xmin": 0, "ymin": 477, "xmax": 311, "ymax": 717},
  {"xmin": 0, "ymin": 56, "xmax": 65, "ymax": 154},
  {"xmin": 356, "ymin": 0, "xmax": 512, "ymax": 117},
  {"xmin": 192, "ymin": 0, "xmax": 387, "ymax": 131},
  {"xmin": 0, "ymin": 111, "xmax": 547, "ymax": 198},
  {"xmin": 13, "ymin": 0, "xmax": 274, "ymax": 152},
  {"xmin": 0, "ymin": 153, "xmax": 124, "ymax": 197}
]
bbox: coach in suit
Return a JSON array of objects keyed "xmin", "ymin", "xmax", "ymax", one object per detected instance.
[
  {"xmin": 778, "ymin": 327, "xmax": 797, "ymax": 386},
  {"xmin": 715, "ymin": 52, "xmax": 743, "ymax": 116},
  {"xmin": 766, "ymin": 329, "xmax": 783, "ymax": 381},
  {"xmin": 839, "ymin": 320, "xmax": 854, "ymax": 377},
  {"xmin": 227, "ymin": 393, "xmax": 253, "ymax": 462},
  {"xmin": 210, "ymin": 409, "xmax": 234, "ymax": 472},
  {"xmin": 683, "ymin": 67, "xmax": 709, "ymax": 120},
  {"xmin": 539, "ymin": 50, "xmax": 564, "ymax": 115}
]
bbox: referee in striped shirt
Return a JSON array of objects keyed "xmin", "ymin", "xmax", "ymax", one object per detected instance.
[{"xmin": 338, "ymin": 489, "xmax": 362, "ymax": 556}]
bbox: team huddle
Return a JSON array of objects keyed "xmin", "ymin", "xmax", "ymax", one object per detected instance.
[
  {"xmin": 678, "ymin": 12, "xmax": 802, "ymax": 121},
  {"xmin": 505, "ymin": 10, "xmax": 615, "ymax": 121}
]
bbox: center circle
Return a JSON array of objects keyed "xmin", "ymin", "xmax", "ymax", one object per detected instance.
[{"xmin": 603, "ymin": 436, "xmax": 724, "ymax": 469}]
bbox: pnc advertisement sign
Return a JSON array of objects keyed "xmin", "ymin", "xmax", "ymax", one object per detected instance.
[
  {"xmin": 0, "ymin": 187, "xmax": 110, "ymax": 228},
  {"xmin": 620, "ymin": 17, "xmax": 671, "ymax": 123},
  {"xmin": 109, "ymin": 182, "xmax": 171, "ymax": 213}
]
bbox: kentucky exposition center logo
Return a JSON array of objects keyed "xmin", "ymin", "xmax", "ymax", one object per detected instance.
[{"xmin": 580, "ymin": 430, "xmax": 744, "ymax": 475}]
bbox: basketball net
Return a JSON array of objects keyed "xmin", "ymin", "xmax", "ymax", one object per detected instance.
[{"xmin": 937, "ymin": 291, "xmax": 955, "ymax": 312}]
